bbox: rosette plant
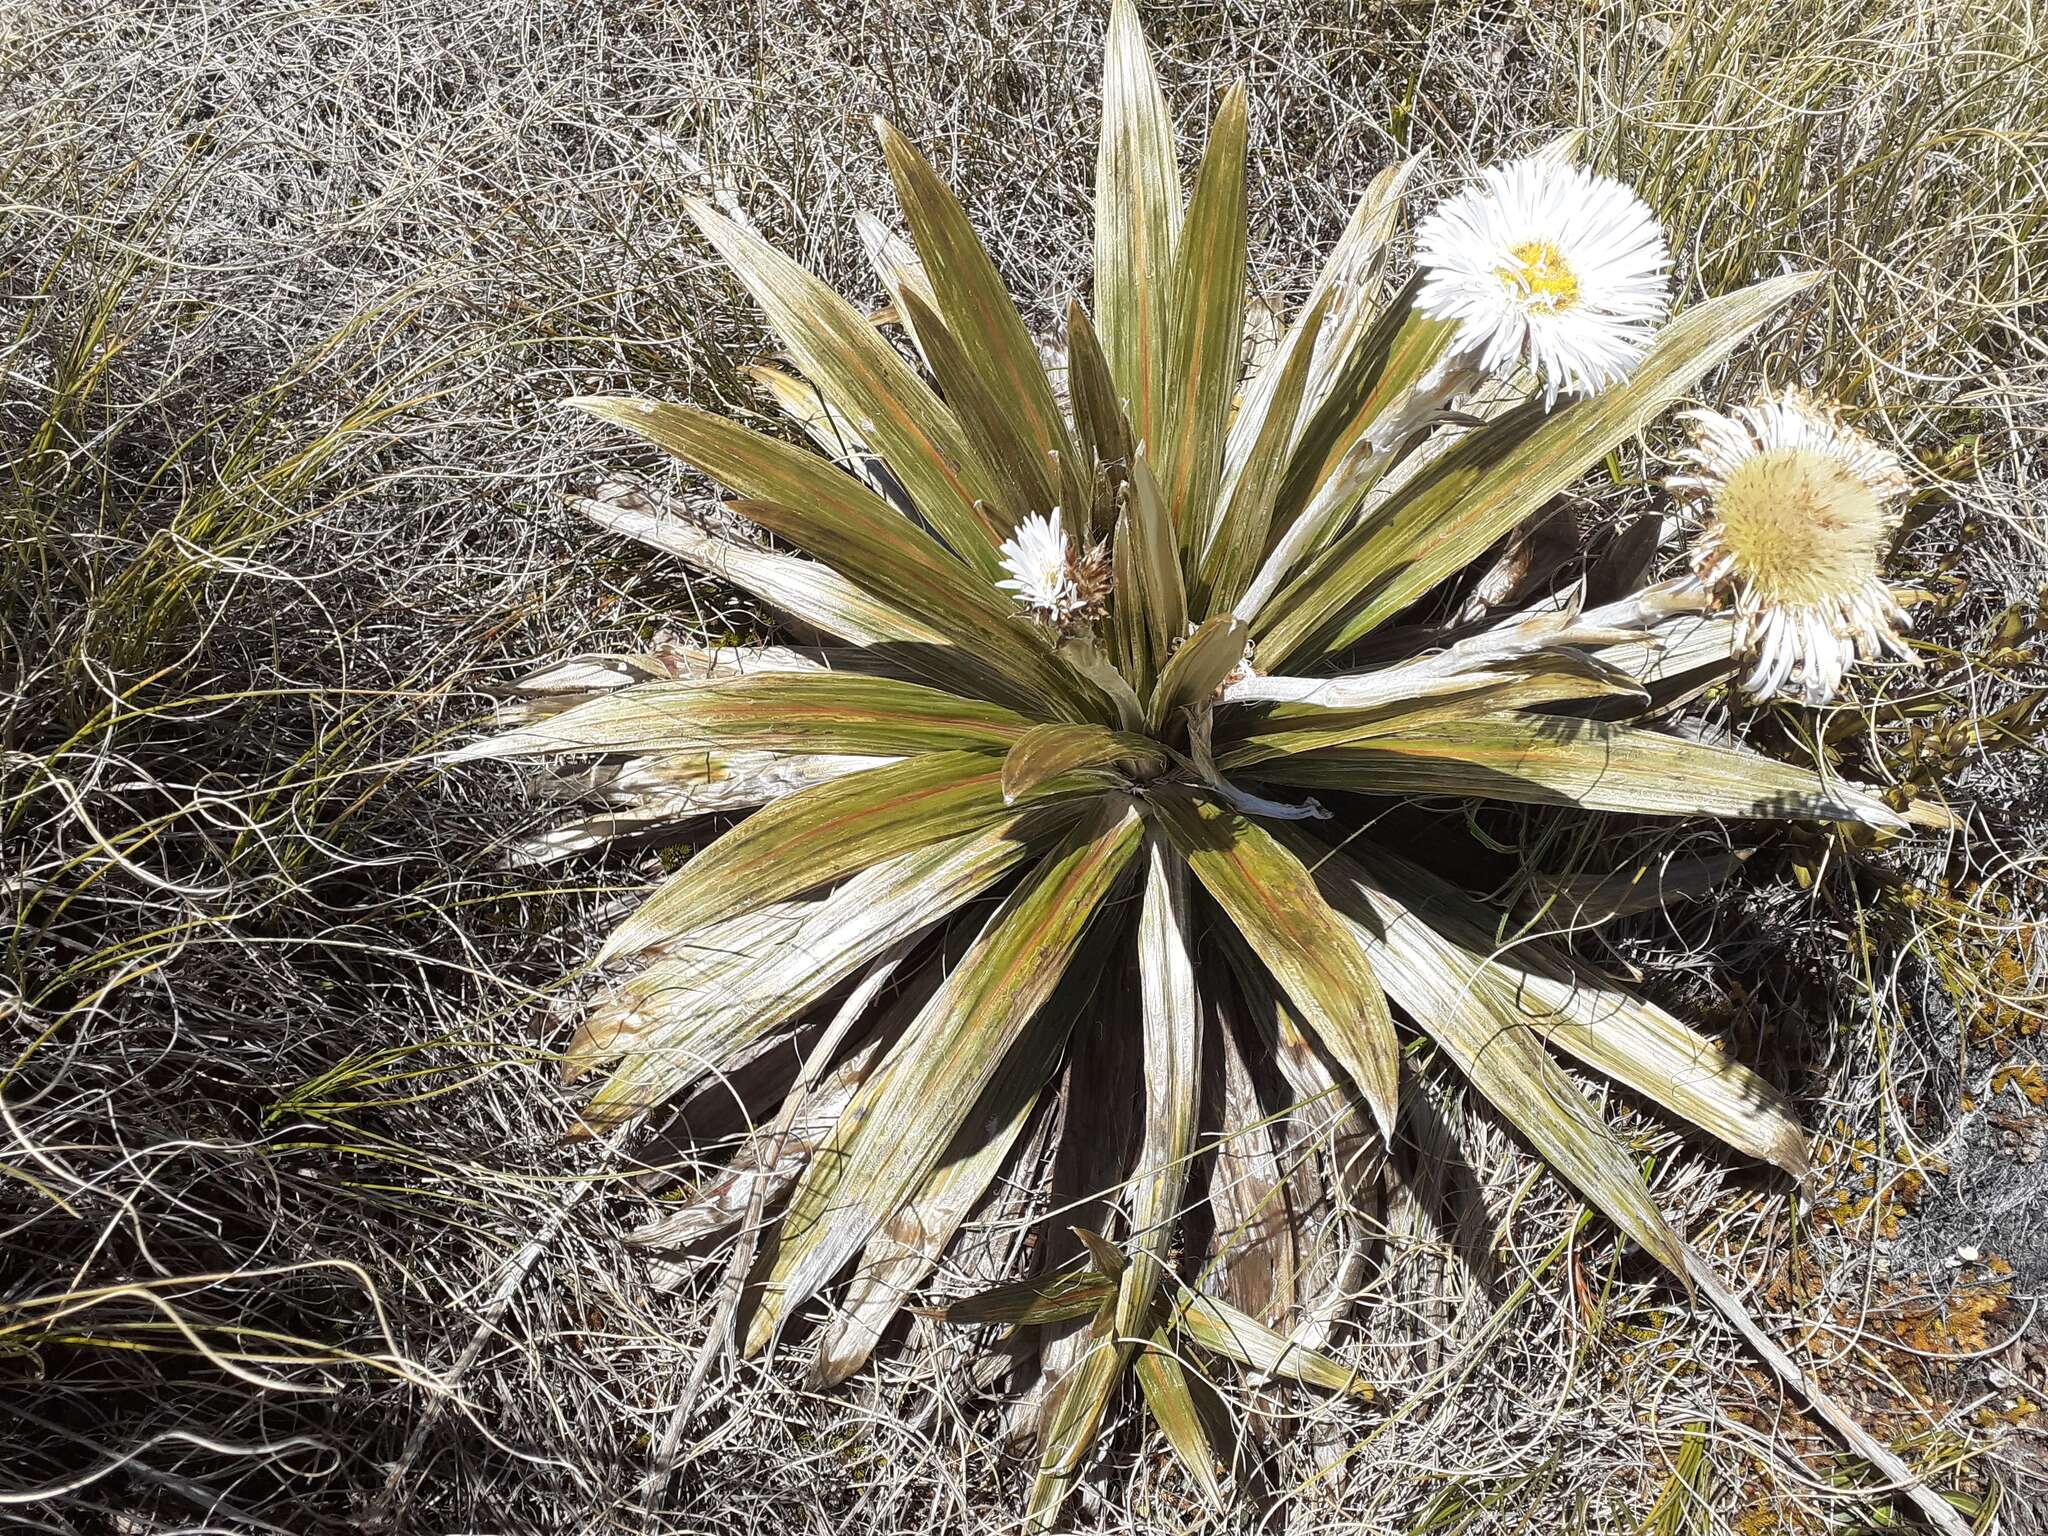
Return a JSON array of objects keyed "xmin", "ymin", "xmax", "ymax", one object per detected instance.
[{"xmin": 460, "ymin": 2, "xmax": 1946, "ymax": 1521}]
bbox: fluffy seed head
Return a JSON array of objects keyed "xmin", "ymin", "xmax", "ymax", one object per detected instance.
[
  {"xmin": 1414, "ymin": 156, "xmax": 1672, "ymax": 407},
  {"xmin": 1670, "ymin": 390, "xmax": 1915, "ymax": 703}
]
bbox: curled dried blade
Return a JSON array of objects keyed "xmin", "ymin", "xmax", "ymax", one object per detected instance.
[
  {"xmin": 1224, "ymin": 582, "xmax": 1698, "ymax": 712},
  {"xmin": 1214, "ymin": 659, "xmax": 1647, "ymax": 770},
  {"xmin": 1226, "ymin": 952, "xmax": 1382, "ymax": 1349},
  {"xmin": 498, "ymin": 646, "xmax": 721, "ymax": 717},
  {"xmin": 625, "ymin": 1031, "xmax": 887, "ymax": 1256},
  {"xmin": 519, "ymin": 747, "xmax": 890, "ymax": 831},
  {"xmin": 1204, "ymin": 991, "xmax": 1301, "ymax": 1326},
  {"xmin": 504, "ymin": 751, "xmax": 892, "ymax": 867}
]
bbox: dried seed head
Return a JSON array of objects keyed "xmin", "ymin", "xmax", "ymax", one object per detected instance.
[{"xmin": 1670, "ymin": 389, "xmax": 1915, "ymax": 703}]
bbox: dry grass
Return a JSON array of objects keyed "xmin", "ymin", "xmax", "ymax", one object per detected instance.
[{"xmin": 3, "ymin": 0, "xmax": 2044, "ymax": 1532}]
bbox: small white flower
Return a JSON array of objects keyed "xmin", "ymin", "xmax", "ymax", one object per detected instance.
[
  {"xmin": 996, "ymin": 511, "xmax": 1080, "ymax": 620},
  {"xmin": 1669, "ymin": 389, "xmax": 1915, "ymax": 704},
  {"xmin": 1414, "ymin": 156, "xmax": 1672, "ymax": 408}
]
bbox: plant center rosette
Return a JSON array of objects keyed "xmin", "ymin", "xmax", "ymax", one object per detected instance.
[{"xmin": 454, "ymin": 3, "xmax": 1948, "ymax": 1523}]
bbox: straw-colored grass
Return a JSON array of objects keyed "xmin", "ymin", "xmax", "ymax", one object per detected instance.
[{"xmin": 4, "ymin": 1, "xmax": 2042, "ymax": 1531}]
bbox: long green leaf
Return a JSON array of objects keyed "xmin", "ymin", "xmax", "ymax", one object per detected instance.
[
  {"xmin": 1093, "ymin": 0, "xmax": 1180, "ymax": 445},
  {"xmin": 1266, "ymin": 274, "xmax": 1458, "ymax": 542},
  {"xmin": 1027, "ymin": 1312, "xmax": 1134, "ymax": 1532},
  {"xmin": 462, "ymin": 672, "xmax": 1033, "ymax": 762},
  {"xmin": 1133, "ymin": 1342, "xmax": 1229, "ymax": 1510},
  {"xmin": 743, "ymin": 363, "xmax": 903, "ymax": 510},
  {"xmin": 1001, "ymin": 722, "xmax": 1169, "ymax": 805},
  {"xmin": 1214, "ymin": 663, "xmax": 1645, "ymax": 769},
  {"xmin": 574, "ymin": 493, "xmax": 941, "ymax": 647},
  {"xmin": 1066, "ymin": 301, "xmax": 1131, "ymax": 531},
  {"xmin": 571, "ymin": 818, "xmax": 1053, "ymax": 1128},
  {"xmin": 1118, "ymin": 839, "xmax": 1203, "ymax": 1339},
  {"xmin": 1149, "ymin": 614, "xmax": 1249, "ymax": 731},
  {"xmin": 891, "ymin": 282, "xmax": 1047, "ymax": 527},
  {"xmin": 1119, "ymin": 451, "xmax": 1187, "ymax": 684},
  {"xmin": 1156, "ymin": 82, "xmax": 1248, "ymax": 550},
  {"xmin": 599, "ymin": 751, "xmax": 1077, "ymax": 964},
  {"xmin": 681, "ymin": 198, "xmax": 1004, "ymax": 571},
  {"xmin": 877, "ymin": 119, "xmax": 1076, "ymax": 512},
  {"xmin": 1257, "ymin": 272, "xmax": 1823, "ymax": 664},
  {"xmin": 1197, "ymin": 287, "xmax": 1330, "ymax": 616},
  {"xmin": 1299, "ymin": 836, "xmax": 1687, "ymax": 1277},
  {"xmin": 1256, "ymin": 714, "xmax": 1923, "ymax": 828},
  {"xmin": 929, "ymin": 1262, "xmax": 1115, "ymax": 1327},
  {"xmin": 1343, "ymin": 844, "xmax": 1809, "ymax": 1175},
  {"xmin": 857, "ymin": 209, "xmax": 949, "ymax": 390},
  {"xmin": 1168, "ymin": 1283, "xmax": 1373, "ymax": 1396},
  {"xmin": 1150, "ymin": 790, "xmax": 1398, "ymax": 1137},
  {"xmin": 1221, "ymin": 160, "xmax": 1414, "ymax": 486},
  {"xmin": 573, "ymin": 399, "xmax": 1102, "ymax": 720},
  {"xmin": 505, "ymin": 748, "xmax": 893, "ymax": 868},
  {"xmin": 743, "ymin": 799, "xmax": 1144, "ymax": 1352},
  {"xmin": 809, "ymin": 1068, "xmax": 1050, "ymax": 1388}
]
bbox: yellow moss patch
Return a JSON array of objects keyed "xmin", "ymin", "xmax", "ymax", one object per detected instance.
[
  {"xmin": 1989, "ymin": 1061, "xmax": 2048, "ymax": 1105},
  {"xmin": 1808, "ymin": 1132, "xmax": 1944, "ymax": 1239}
]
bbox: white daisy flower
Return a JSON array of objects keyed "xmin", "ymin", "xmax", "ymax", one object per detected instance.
[
  {"xmin": 1414, "ymin": 156, "xmax": 1672, "ymax": 408},
  {"xmin": 1669, "ymin": 389, "xmax": 1915, "ymax": 704},
  {"xmin": 996, "ymin": 510, "xmax": 1081, "ymax": 621}
]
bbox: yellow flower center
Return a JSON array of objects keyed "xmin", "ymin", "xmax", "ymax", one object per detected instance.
[
  {"xmin": 1497, "ymin": 240, "xmax": 1579, "ymax": 310},
  {"xmin": 1712, "ymin": 446, "xmax": 1886, "ymax": 607}
]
